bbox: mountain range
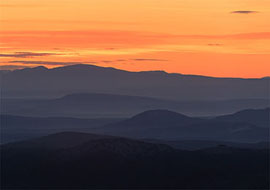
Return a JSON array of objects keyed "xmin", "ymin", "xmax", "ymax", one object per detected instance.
[
  {"xmin": 1, "ymin": 64, "xmax": 269, "ymax": 101},
  {"xmin": 1, "ymin": 64, "xmax": 269, "ymax": 189}
]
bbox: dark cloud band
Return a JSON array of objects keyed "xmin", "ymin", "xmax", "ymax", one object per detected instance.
[
  {"xmin": 8, "ymin": 61, "xmax": 89, "ymax": 66},
  {"xmin": 0, "ymin": 65, "xmax": 30, "ymax": 70},
  {"xmin": 231, "ymin": 11, "xmax": 259, "ymax": 14},
  {"xmin": 131, "ymin": 59, "xmax": 168, "ymax": 62},
  {"xmin": 0, "ymin": 52, "xmax": 59, "ymax": 58}
]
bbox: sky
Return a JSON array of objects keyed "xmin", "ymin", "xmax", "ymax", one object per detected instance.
[{"xmin": 0, "ymin": 0, "xmax": 269, "ymax": 78}]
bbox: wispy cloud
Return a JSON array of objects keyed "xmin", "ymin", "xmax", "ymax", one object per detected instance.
[
  {"xmin": 116, "ymin": 59, "xmax": 127, "ymax": 62},
  {"xmin": 0, "ymin": 4, "xmax": 24, "ymax": 8},
  {"xmin": 207, "ymin": 44, "xmax": 223, "ymax": 46},
  {"xmin": 99, "ymin": 58, "xmax": 168, "ymax": 63},
  {"xmin": 9, "ymin": 58, "xmax": 168, "ymax": 66},
  {"xmin": 0, "ymin": 52, "xmax": 59, "ymax": 58},
  {"xmin": 0, "ymin": 65, "xmax": 30, "ymax": 70},
  {"xmin": 231, "ymin": 10, "xmax": 259, "ymax": 14},
  {"xmin": 131, "ymin": 58, "xmax": 168, "ymax": 62},
  {"xmin": 175, "ymin": 32, "xmax": 270, "ymax": 39},
  {"xmin": 0, "ymin": 2, "xmax": 52, "ymax": 8},
  {"xmin": 101, "ymin": 60, "xmax": 114, "ymax": 63},
  {"xmin": 8, "ymin": 61, "xmax": 97, "ymax": 66}
]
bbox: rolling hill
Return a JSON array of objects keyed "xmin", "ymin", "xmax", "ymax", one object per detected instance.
[
  {"xmin": 215, "ymin": 108, "xmax": 270, "ymax": 127},
  {"xmin": 0, "ymin": 115, "xmax": 122, "ymax": 143},
  {"xmin": 2, "ymin": 108, "xmax": 269, "ymax": 143},
  {"xmin": 94, "ymin": 109, "xmax": 269, "ymax": 142}
]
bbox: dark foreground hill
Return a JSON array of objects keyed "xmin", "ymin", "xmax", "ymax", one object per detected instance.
[
  {"xmin": 145, "ymin": 139, "xmax": 269, "ymax": 150},
  {"xmin": 1, "ymin": 132, "xmax": 269, "ymax": 189}
]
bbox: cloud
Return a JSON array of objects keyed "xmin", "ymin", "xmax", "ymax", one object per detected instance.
[
  {"xmin": 231, "ymin": 11, "xmax": 259, "ymax": 14},
  {"xmin": 96, "ymin": 58, "xmax": 168, "ymax": 63},
  {"xmin": 174, "ymin": 32, "xmax": 270, "ymax": 40},
  {"xmin": 8, "ymin": 58, "xmax": 169, "ymax": 67},
  {"xmin": 116, "ymin": 59, "xmax": 127, "ymax": 62},
  {"xmin": 104, "ymin": 48, "xmax": 117, "ymax": 50},
  {"xmin": 0, "ymin": 4, "xmax": 23, "ymax": 8},
  {"xmin": 131, "ymin": 58, "xmax": 168, "ymax": 62},
  {"xmin": 0, "ymin": 52, "xmax": 59, "ymax": 58},
  {"xmin": 207, "ymin": 43, "xmax": 223, "ymax": 46},
  {"xmin": 0, "ymin": 65, "xmax": 30, "ymax": 70},
  {"xmin": 0, "ymin": 2, "xmax": 50, "ymax": 8},
  {"xmin": 8, "ymin": 61, "xmax": 97, "ymax": 66},
  {"xmin": 101, "ymin": 60, "xmax": 114, "ymax": 63}
]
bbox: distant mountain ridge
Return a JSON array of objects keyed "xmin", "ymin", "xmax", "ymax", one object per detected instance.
[
  {"xmin": 1, "ymin": 64, "xmax": 268, "ymax": 101},
  {"xmin": 2, "ymin": 92, "xmax": 268, "ymax": 117}
]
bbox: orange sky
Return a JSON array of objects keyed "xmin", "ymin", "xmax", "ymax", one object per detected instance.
[{"xmin": 0, "ymin": 0, "xmax": 270, "ymax": 78}]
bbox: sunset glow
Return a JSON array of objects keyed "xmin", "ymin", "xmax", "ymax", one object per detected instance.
[{"xmin": 0, "ymin": 0, "xmax": 270, "ymax": 77}]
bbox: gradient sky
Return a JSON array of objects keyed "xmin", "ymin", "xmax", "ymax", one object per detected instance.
[{"xmin": 0, "ymin": 0, "xmax": 269, "ymax": 78}]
